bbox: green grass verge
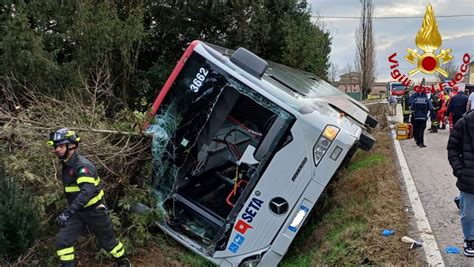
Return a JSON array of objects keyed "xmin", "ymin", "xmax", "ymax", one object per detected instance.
[
  {"xmin": 281, "ymin": 129, "xmax": 411, "ymax": 266},
  {"xmin": 180, "ymin": 251, "xmax": 214, "ymax": 266},
  {"xmin": 346, "ymin": 153, "xmax": 385, "ymax": 172}
]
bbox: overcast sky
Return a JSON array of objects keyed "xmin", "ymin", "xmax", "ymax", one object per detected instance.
[{"xmin": 310, "ymin": 0, "xmax": 474, "ymax": 83}]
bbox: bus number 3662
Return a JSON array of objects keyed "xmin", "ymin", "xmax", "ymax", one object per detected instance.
[{"xmin": 190, "ymin": 67, "xmax": 208, "ymax": 92}]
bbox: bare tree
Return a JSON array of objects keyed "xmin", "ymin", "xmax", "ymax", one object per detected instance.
[
  {"xmin": 328, "ymin": 63, "xmax": 340, "ymax": 86},
  {"xmin": 435, "ymin": 61, "xmax": 458, "ymax": 82},
  {"xmin": 355, "ymin": 0, "xmax": 376, "ymax": 99}
]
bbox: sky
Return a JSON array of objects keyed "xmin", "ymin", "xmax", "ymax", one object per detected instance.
[{"xmin": 310, "ymin": 0, "xmax": 474, "ymax": 83}]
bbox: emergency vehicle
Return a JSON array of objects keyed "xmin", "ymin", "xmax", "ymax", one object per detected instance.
[
  {"xmin": 146, "ymin": 41, "xmax": 378, "ymax": 266},
  {"xmin": 386, "ymin": 81, "xmax": 406, "ymax": 102}
]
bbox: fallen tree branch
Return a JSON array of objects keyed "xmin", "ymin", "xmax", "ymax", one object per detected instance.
[{"xmin": 0, "ymin": 115, "xmax": 151, "ymax": 137}]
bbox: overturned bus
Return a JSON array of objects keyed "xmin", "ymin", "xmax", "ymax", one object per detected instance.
[{"xmin": 146, "ymin": 40, "xmax": 378, "ymax": 266}]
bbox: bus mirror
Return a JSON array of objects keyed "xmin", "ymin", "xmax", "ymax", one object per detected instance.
[{"xmin": 253, "ymin": 116, "xmax": 286, "ymax": 161}]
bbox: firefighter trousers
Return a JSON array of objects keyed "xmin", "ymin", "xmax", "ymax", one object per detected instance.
[{"xmin": 55, "ymin": 205, "xmax": 125, "ymax": 264}]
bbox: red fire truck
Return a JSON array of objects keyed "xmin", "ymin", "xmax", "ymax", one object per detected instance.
[{"xmin": 387, "ymin": 81, "xmax": 407, "ymax": 102}]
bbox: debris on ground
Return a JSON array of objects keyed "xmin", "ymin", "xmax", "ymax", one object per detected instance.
[
  {"xmin": 401, "ymin": 236, "xmax": 422, "ymax": 249},
  {"xmin": 383, "ymin": 229, "xmax": 395, "ymax": 236},
  {"xmin": 444, "ymin": 246, "xmax": 461, "ymax": 254}
]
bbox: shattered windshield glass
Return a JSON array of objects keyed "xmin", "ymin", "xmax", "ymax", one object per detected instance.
[
  {"xmin": 145, "ymin": 52, "xmax": 228, "ymax": 208},
  {"xmin": 146, "ymin": 52, "xmax": 293, "ymax": 218}
]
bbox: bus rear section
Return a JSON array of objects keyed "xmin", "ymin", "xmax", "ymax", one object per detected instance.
[{"xmin": 146, "ymin": 41, "xmax": 377, "ymax": 266}]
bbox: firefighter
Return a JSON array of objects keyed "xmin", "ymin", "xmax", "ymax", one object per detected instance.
[
  {"xmin": 429, "ymin": 88, "xmax": 441, "ymax": 133},
  {"xmin": 48, "ymin": 128, "xmax": 131, "ymax": 267},
  {"xmin": 444, "ymin": 91, "xmax": 451, "ymax": 129},
  {"xmin": 401, "ymin": 87, "xmax": 411, "ymax": 123}
]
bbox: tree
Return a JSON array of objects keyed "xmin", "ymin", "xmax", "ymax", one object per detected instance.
[
  {"xmin": 328, "ymin": 63, "xmax": 340, "ymax": 85},
  {"xmin": 355, "ymin": 0, "xmax": 376, "ymax": 100},
  {"xmin": 436, "ymin": 61, "xmax": 458, "ymax": 82},
  {"xmin": 0, "ymin": 5, "xmax": 57, "ymax": 93},
  {"xmin": 0, "ymin": 1, "xmax": 144, "ymax": 109},
  {"xmin": 272, "ymin": 2, "xmax": 331, "ymax": 79},
  {"xmin": 0, "ymin": 160, "xmax": 39, "ymax": 262},
  {"xmin": 0, "ymin": 0, "xmax": 332, "ymax": 111},
  {"xmin": 135, "ymin": 0, "xmax": 332, "ymax": 107}
]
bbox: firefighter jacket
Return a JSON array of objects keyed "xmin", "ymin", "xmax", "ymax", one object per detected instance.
[
  {"xmin": 61, "ymin": 152, "xmax": 104, "ymax": 213},
  {"xmin": 448, "ymin": 110, "xmax": 474, "ymax": 194},
  {"xmin": 401, "ymin": 92, "xmax": 411, "ymax": 115},
  {"xmin": 430, "ymin": 94, "xmax": 442, "ymax": 112}
]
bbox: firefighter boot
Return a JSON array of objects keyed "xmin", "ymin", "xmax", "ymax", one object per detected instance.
[{"xmin": 116, "ymin": 257, "xmax": 131, "ymax": 267}]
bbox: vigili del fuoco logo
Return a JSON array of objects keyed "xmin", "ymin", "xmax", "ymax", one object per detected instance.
[{"xmin": 387, "ymin": 4, "xmax": 470, "ymax": 92}]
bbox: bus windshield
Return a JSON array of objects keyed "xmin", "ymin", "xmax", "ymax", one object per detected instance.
[{"xmin": 391, "ymin": 84, "xmax": 405, "ymax": 91}]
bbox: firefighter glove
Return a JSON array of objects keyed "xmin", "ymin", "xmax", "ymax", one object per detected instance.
[{"xmin": 56, "ymin": 211, "xmax": 72, "ymax": 227}]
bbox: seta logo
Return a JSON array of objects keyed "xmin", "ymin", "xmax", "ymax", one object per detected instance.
[
  {"xmin": 234, "ymin": 197, "xmax": 264, "ymax": 235},
  {"xmin": 387, "ymin": 4, "xmax": 470, "ymax": 92}
]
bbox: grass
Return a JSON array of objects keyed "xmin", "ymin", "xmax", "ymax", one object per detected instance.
[
  {"xmin": 346, "ymin": 153, "xmax": 385, "ymax": 172},
  {"xmin": 125, "ymin": 233, "xmax": 213, "ymax": 267},
  {"xmin": 281, "ymin": 103, "xmax": 417, "ymax": 266}
]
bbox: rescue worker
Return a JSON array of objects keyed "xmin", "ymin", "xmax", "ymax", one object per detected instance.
[
  {"xmin": 411, "ymin": 88, "xmax": 434, "ymax": 147},
  {"xmin": 446, "ymin": 87, "xmax": 468, "ymax": 131},
  {"xmin": 401, "ymin": 87, "xmax": 411, "ymax": 123},
  {"xmin": 444, "ymin": 91, "xmax": 450, "ymax": 129},
  {"xmin": 410, "ymin": 86, "xmax": 421, "ymax": 144},
  {"xmin": 437, "ymin": 90, "xmax": 447, "ymax": 129},
  {"xmin": 48, "ymin": 128, "xmax": 131, "ymax": 267},
  {"xmin": 429, "ymin": 89, "xmax": 441, "ymax": 133}
]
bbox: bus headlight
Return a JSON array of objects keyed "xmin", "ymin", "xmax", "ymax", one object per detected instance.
[{"xmin": 313, "ymin": 125, "xmax": 339, "ymax": 166}]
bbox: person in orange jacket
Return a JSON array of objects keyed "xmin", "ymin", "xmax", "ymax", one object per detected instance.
[{"xmin": 437, "ymin": 90, "xmax": 447, "ymax": 129}]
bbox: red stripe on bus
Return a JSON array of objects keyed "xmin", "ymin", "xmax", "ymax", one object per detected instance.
[{"xmin": 144, "ymin": 40, "xmax": 201, "ymax": 129}]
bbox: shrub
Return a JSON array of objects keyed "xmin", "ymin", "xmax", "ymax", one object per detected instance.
[{"xmin": 0, "ymin": 160, "xmax": 40, "ymax": 262}]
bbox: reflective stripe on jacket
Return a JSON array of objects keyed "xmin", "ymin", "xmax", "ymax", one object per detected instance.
[{"xmin": 61, "ymin": 152, "xmax": 104, "ymax": 212}]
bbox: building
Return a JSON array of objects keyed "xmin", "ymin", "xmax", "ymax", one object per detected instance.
[
  {"xmin": 468, "ymin": 62, "xmax": 474, "ymax": 84},
  {"xmin": 336, "ymin": 72, "xmax": 386, "ymax": 96},
  {"xmin": 371, "ymin": 82, "xmax": 387, "ymax": 95},
  {"xmin": 337, "ymin": 72, "xmax": 360, "ymax": 93}
]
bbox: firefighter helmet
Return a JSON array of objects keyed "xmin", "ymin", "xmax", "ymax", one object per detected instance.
[{"xmin": 48, "ymin": 128, "xmax": 81, "ymax": 147}]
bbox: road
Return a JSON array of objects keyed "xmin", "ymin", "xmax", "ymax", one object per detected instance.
[{"xmin": 392, "ymin": 104, "xmax": 472, "ymax": 266}]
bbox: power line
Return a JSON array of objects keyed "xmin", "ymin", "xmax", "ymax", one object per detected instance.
[{"xmin": 314, "ymin": 14, "xmax": 474, "ymax": 19}]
